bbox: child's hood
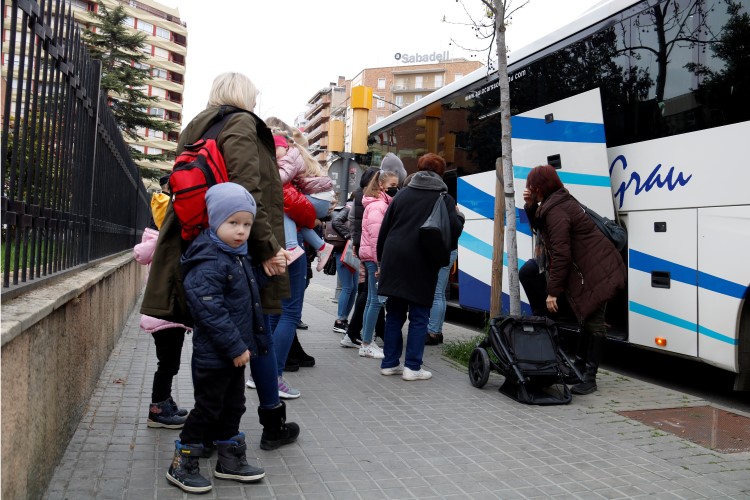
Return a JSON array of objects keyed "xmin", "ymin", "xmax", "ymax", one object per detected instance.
[{"xmin": 180, "ymin": 230, "xmax": 222, "ymax": 276}]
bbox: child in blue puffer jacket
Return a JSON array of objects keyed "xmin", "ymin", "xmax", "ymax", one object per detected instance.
[{"xmin": 166, "ymin": 183, "xmax": 299, "ymax": 494}]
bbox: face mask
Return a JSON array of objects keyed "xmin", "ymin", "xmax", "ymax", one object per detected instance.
[{"xmin": 385, "ymin": 187, "xmax": 399, "ymax": 197}]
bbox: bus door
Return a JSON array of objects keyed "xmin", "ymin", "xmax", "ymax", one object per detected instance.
[{"xmin": 458, "ymin": 88, "xmax": 613, "ymax": 313}]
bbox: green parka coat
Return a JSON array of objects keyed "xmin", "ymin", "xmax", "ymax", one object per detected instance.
[{"xmin": 140, "ymin": 105, "xmax": 289, "ymax": 322}]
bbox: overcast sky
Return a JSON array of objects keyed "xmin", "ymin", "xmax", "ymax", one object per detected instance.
[{"xmin": 162, "ymin": 0, "xmax": 603, "ymax": 127}]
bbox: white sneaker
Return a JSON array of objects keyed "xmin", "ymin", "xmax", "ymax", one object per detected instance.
[
  {"xmin": 381, "ymin": 364, "xmax": 404, "ymax": 376},
  {"xmin": 402, "ymin": 367, "xmax": 432, "ymax": 381},
  {"xmin": 358, "ymin": 344, "xmax": 384, "ymax": 359},
  {"xmin": 245, "ymin": 378, "xmax": 256, "ymax": 389},
  {"xmin": 340, "ymin": 335, "xmax": 361, "ymax": 348},
  {"xmin": 316, "ymin": 243, "xmax": 334, "ymax": 272}
]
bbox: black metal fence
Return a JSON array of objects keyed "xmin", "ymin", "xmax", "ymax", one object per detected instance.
[{"xmin": 1, "ymin": 0, "xmax": 150, "ymax": 300}]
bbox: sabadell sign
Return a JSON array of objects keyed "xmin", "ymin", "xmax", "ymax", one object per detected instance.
[{"xmin": 394, "ymin": 51, "xmax": 449, "ymax": 64}]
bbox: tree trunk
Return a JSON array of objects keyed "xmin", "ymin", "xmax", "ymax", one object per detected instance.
[
  {"xmin": 490, "ymin": 158, "xmax": 504, "ymax": 317},
  {"xmin": 494, "ymin": 0, "xmax": 521, "ymax": 315}
]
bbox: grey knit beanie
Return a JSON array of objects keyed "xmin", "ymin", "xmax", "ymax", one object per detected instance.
[
  {"xmin": 380, "ymin": 153, "xmax": 407, "ymax": 185},
  {"xmin": 205, "ymin": 182, "xmax": 257, "ymax": 231}
]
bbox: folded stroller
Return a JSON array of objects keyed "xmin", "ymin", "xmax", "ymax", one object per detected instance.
[{"xmin": 469, "ymin": 315, "xmax": 581, "ymax": 405}]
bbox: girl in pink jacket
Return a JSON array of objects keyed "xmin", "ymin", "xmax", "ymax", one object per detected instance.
[
  {"xmin": 358, "ymin": 170, "xmax": 399, "ymax": 359},
  {"xmin": 273, "ymin": 132, "xmax": 335, "ymax": 271},
  {"xmin": 134, "ymin": 194, "xmax": 192, "ymax": 430}
]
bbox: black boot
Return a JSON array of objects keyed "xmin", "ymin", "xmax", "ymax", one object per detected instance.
[
  {"xmin": 148, "ymin": 400, "xmax": 187, "ymax": 429},
  {"xmin": 289, "ymin": 333, "xmax": 315, "ymax": 367},
  {"xmin": 258, "ymin": 401, "xmax": 300, "ymax": 451},
  {"xmin": 166, "ymin": 441, "xmax": 212, "ymax": 493},
  {"xmin": 564, "ymin": 330, "xmax": 590, "ymax": 385},
  {"xmin": 572, "ymin": 335, "xmax": 604, "ymax": 395},
  {"xmin": 214, "ymin": 432, "xmax": 266, "ymax": 483}
]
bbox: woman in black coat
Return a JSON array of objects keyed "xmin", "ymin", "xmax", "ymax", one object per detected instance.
[{"xmin": 376, "ymin": 154, "xmax": 464, "ymax": 381}]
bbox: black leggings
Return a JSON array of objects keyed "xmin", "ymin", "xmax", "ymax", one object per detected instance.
[
  {"xmin": 151, "ymin": 328, "xmax": 186, "ymax": 403},
  {"xmin": 346, "ymin": 272, "xmax": 384, "ymax": 340}
]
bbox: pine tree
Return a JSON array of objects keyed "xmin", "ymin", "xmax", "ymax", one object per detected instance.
[{"xmin": 82, "ymin": 0, "xmax": 176, "ymax": 171}]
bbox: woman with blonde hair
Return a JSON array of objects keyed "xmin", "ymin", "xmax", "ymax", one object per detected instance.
[{"xmin": 141, "ymin": 72, "xmax": 299, "ymax": 493}]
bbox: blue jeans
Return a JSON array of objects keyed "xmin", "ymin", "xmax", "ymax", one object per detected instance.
[
  {"xmin": 283, "ymin": 214, "xmax": 324, "ymax": 251},
  {"xmin": 270, "ymin": 251, "xmax": 307, "ymax": 376},
  {"xmin": 361, "ymin": 261, "xmax": 383, "ymax": 344},
  {"xmin": 249, "ymin": 314, "xmax": 281, "ymax": 409},
  {"xmin": 428, "ymin": 249, "xmax": 458, "ymax": 334},
  {"xmin": 335, "ymin": 251, "xmax": 357, "ymax": 320},
  {"xmin": 381, "ymin": 297, "xmax": 430, "ymax": 371}
]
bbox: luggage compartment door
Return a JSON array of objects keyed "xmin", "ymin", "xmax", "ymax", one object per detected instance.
[{"xmin": 627, "ymin": 209, "xmax": 698, "ymax": 356}]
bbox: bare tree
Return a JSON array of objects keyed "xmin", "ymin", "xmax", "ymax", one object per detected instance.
[{"xmin": 471, "ymin": 0, "xmax": 528, "ymax": 316}]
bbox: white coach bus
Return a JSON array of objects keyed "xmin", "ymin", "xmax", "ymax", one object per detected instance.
[{"xmin": 366, "ymin": 0, "xmax": 750, "ymax": 389}]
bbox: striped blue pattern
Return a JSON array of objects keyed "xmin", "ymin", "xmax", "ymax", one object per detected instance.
[
  {"xmin": 458, "ymin": 232, "xmax": 527, "ymax": 268},
  {"xmin": 514, "ymin": 165, "xmax": 611, "ymax": 187},
  {"xmin": 629, "ymin": 250, "xmax": 747, "ymax": 299},
  {"xmin": 630, "ymin": 301, "xmax": 736, "ymax": 345},
  {"xmin": 510, "ymin": 115, "xmax": 606, "ymax": 143},
  {"xmin": 457, "ymin": 178, "xmax": 531, "ymax": 236}
]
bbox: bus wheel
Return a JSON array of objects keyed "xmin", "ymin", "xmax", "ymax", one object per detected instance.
[
  {"xmin": 735, "ymin": 301, "xmax": 750, "ymax": 391},
  {"xmin": 469, "ymin": 347, "xmax": 491, "ymax": 388}
]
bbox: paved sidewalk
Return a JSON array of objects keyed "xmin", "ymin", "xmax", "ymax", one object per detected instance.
[{"xmin": 44, "ymin": 274, "xmax": 750, "ymax": 499}]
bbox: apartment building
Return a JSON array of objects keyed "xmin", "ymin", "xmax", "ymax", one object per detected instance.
[
  {"xmin": 302, "ymin": 76, "xmax": 349, "ymax": 165},
  {"xmin": 1, "ymin": 0, "xmax": 187, "ymax": 172},
  {"xmin": 302, "ymin": 59, "xmax": 482, "ymax": 165}
]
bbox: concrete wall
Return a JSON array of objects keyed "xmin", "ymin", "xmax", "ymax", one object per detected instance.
[{"xmin": 1, "ymin": 253, "xmax": 144, "ymax": 500}]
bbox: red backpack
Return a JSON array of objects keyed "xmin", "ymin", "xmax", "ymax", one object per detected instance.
[{"xmin": 169, "ymin": 108, "xmax": 246, "ymax": 240}]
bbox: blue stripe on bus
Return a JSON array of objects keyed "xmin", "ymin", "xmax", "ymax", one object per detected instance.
[
  {"xmin": 629, "ymin": 250, "xmax": 747, "ymax": 299},
  {"xmin": 510, "ymin": 115, "xmax": 606, "ymax": 143},
  {"xmin": 458, "ymin": 270, "xmax": 532, "ymax": 315},
  {"xmin": 459, "ymin": 232, "xmax": 527, "ymax": 268},
  {"xmin": 457, "ymin": 178, "xmax": 531, "ymax": 236},
  {"xmin": 629, "ymin": 301, "xmax": 736, "ymax": 345},
  {"xmin": 514, "ymin": 166, "xmax": 611, "ymax": 187}
]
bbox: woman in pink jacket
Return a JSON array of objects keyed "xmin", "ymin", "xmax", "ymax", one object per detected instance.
[
  {"xmin": 358, "ymin": 170, "xmax": 399, "ymax": 359},
  {"xmin": 134, "ymin": 197, "xmax": 192, "ymax": 429}
]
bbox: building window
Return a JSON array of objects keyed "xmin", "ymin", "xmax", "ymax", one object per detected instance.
[
  {"xmin": 414, "ymin": 94, "xmax": 423, "ymax": 102},
  {"xmin": 415, "ymin": 76, "xmax": 423, "ymax": 89},
  {"xmin": 150, "ymin": 86, "xmax": 167, "ymax": 98},
  {"xmin": 434, "ymin": 74, "xmax": 443, "ymax": 87},
  {"xmin": 124, "ymin": 16, "xmax": 135, "ymax": 28},
  {"xmin": 131, "ymin": 144, "xmax": 145, "ymax": 153},
  {"xmin": 149, "ymin": 107, "xmax": 165, "ymax": 118},
  {"xmin": 137, "ymin": 20, "xmax": 153, "ymax": 35},
  {"xmin": 147, "ymin": 128, "xmax": 163, "ymax": 139},
  {"xmin": 395, "ymin": 78, "xmax": 406, "ymax": 90},
  {"xmin": 134, "ymin": 62, "xmax": 150, "ymax": 70},
  {"xmin": 153, "ymin": 47, "xmax": 169, "ymax": 59},
  {"xmin": 454, "ymin": 73, "xmax": 463, "ymax": 82},
  {"xmin": 155, "ymin": 27, "xmax": 170, "ymax": 39},
  {"xmin": 378, "ymin": 78, "xmax": 386, "ymax": 89},
  {"xmin": 376, "ymin": 115, "xmax": 384, "ymax": 122},
  {"xmin": 152, "ymin": 67, "xmax": 167, "ymax": 79},
  {"xmin": 147, "ymin": 147, "xmax": 163, "ymax": 155},
  {"xmin": 395, "ymin": 95, "xmax": 403, "ymax": 107},
  {"xmin": 376, "ymin": 99, "xmax": 385, "ymax": 108}
]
